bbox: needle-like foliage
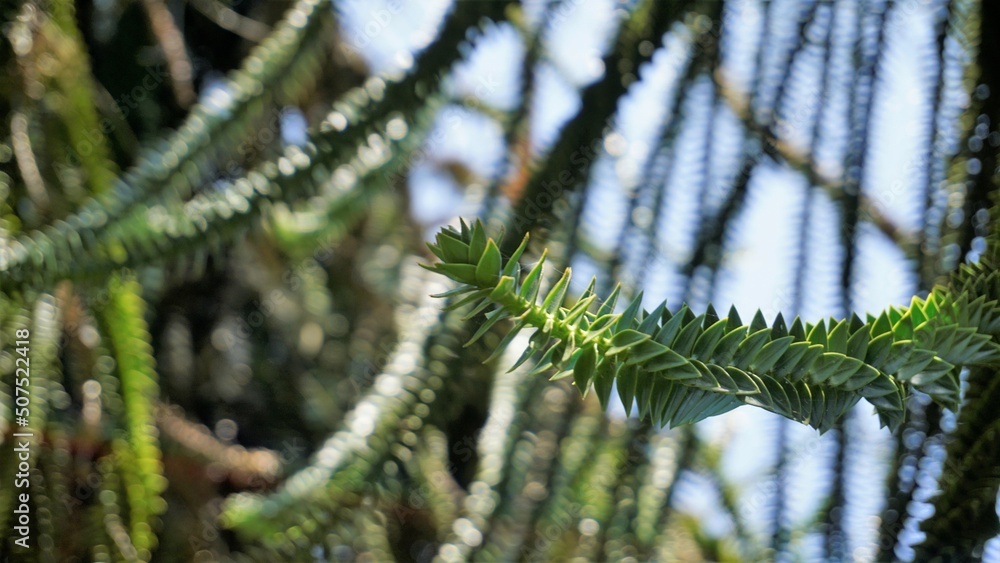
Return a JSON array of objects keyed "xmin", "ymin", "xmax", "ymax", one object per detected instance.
[
  {"xmin": 425, "ymin": 220, "xmax": 1000, "ymax": 433},
  {"xmin": 1, "ymin": 0, "xmax": 998, "ymax": 559}
]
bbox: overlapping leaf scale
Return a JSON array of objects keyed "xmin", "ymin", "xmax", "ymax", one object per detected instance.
[
  {"xmin": 592, "ymin": 308, "xmax": 897, "ymax": 431},
  {"xmin": 427, "ymin": 221, "xmax": 1000, "ymax": 433},
  {"xmin": 877, "ymin": 288, "xmax": 1000, "ymax": 409},
  {"xmin": 426, "ymin": 224, "xmax": 899, "ymax": 429}
]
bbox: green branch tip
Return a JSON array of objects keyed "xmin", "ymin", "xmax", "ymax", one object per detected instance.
[{"xmin": 424, "ymin": 219, "xmax": 1000, "ymax": 433}]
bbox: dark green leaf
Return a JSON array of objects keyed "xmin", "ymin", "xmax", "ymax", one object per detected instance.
[
  {"xmin": 865, "ymin": 332, "xmax": 893, "ymax": 368},
  {"xmin": 727, "ymin": 305, "xmax": 743, "ymax": 330},
  {"xmin": 430, "ymin": 285, "xmax": 477, "ymax": 299},
  {"xmin": 654, "ymin": 307, "xmax": 688, "ymax": 347},
  {"xmin": 789, "ymin": 316, "xmax": 806, "ymax": 341},
  {"xmin": 518, "ymin": 250, "xmax": 548, "ymax": 303},
  {"xmin": 475, "ymin": 239, "xmax": 502, "ymax": 286},
  {"xmin": 692, "ymin": 318, "xmax": 728, "ymax": 360},
  {"xmin": 573, "ymin": 345, "xmax": 598, "ymax": 394},
  {"xmin": 563, "ymin": 295, "xmax": 597, "ymax": 325},
  {"xmin": 807, "ymin": 320, "xmax": 827, "ymax": 347},
  {"xmin": 809, "ymin": 353, "xmax": 846, "ymax": 384},
  {"xmin": 725, "ymin": 367, "xmax": 760, "ymax": 394},
  {"xmin": 617, "ymin": 364, "xmax": 639, "ymax": 416},
  {"xmin": 488, "ymin": 276, "xmax": 518, "ymax": 303},
  {"xmin": 846, "ymin": 326, "xmax": 870, "ymax": 359},
  {"xmin": 896, "ymin": 348, "xmax": 937, "ymax": 380},
  {"xmin": 502, "ymin": 233, "xmax": 530, "ymax": 277},
  {"xmin": 827, "ymin": 320, "xmax": 849, "ymax": 354},
  {"xmin": 771, "ymin": 313, "xmax": 788, "ymax": 339},
  {"xmin": 541, "ymin": 267, "xmax": 573, "ymax": 313},
  {"xmin": 849, "ymin": 312, "xmax": 866, "ymax": 333},
  {"xmin": 671, "ymin": 316, "xmax": 705, "ymax": 357},
  {"xmin": 772, "ymin": 341, "xmax": 813, "ymax": 379},
  {"xmin": 483, "ymin": 319, "xmax": 527, "ymax": 364},
  {"xmin": 871, "ymin": 311, "xmax": 892, "ymax": 336},
  {"xmin": 615, "ymin": 292, "xmax": 644, "ymax": 331},
  {"xmin": 644, "ymin": 348, "xmax": 690, "ymax": 371},
  {"xmin": 468, "ymin": 221, "xmax": 487, "ymax": 263},
  {"xmin": 710, "ymin": 326, "xmax": 747, "ymax": 365},
  {"xmin": 750, "ymin": 336, "xmax": 794, "ymax": 373},
  {"xmin": 732, "ymin": 328, "xmax": 771, "ymax": 368},
  {"xmin": 704, "ymin": 304, "xmax": 720, "ymax": 326},
  {"xmin": 465, "ymin": 309, "xmax": 509, "ymax": 347},
  {"xmin": 436, "ymin": 232, "xmax": 471, "ymax": 263},
  {"xmin": 596, "ymin": 285, "xmax": 622, "ymax": 317},
  {"xmin": 893, "ymin": 311, "xmax": 914, "ymax": 341},
  {"xmin": 433, "ymin": 263, "xmax": 478, "ymax": 285},
  {"xmin": 608, "ymin": 329, "xmax": 651, "ymax": 355},
  {"xmin": 880, "ymin": 340, "xmax": 915, "ymax": 374},
  {"xmin": 625, "ymin": 339, "xmax": 670, "ymax": 365},
  {"xmin": 638, "ymin": 301, "xmax": 666, "ymax": 334},
  {"xmin": 841, "ymin": 364, "xmax": 881, "ymax": 391},
  {"xmin": 827, "ymin": 356, "xmax": 864, "ymax": 386}
]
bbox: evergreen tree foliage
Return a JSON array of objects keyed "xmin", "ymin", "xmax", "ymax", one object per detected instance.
[{"xmin": 0, "ymin": 0, "xmax": 998, "ymax": 560}]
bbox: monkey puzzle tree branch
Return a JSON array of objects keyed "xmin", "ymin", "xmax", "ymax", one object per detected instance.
[{"xmin": 424, "ymin": 220, "xmax": 1000, "ymax": 433}]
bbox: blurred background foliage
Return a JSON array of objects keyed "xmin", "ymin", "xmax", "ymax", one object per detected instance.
[{"xmin": 0, "ymin": 0, "xmax": 998, "ymax": 561}]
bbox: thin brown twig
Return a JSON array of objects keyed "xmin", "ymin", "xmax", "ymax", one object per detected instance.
[
  {"xmin": 141, "ymin": 0, "xmax": 196, "ymax": 108},
  {"xmin": 10, "ymin": 111, "xmax": 50, "ymax": 213},
  {"xmin": 714, "ymin": 70, "xmax": 918, "ymax": 259},
  {"xmin": 187, "ymin": 0, "xmax": 271, "ymax": 43},
  {"xmin": 156, "ymin": 402, "xmax": 282, "ymax": 486},
  {"xmin": 92, "ymin": 82, "xmax": 141, "ymax": 156}
]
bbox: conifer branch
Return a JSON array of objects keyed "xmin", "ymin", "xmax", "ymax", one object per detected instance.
[{"xmin": 425, "ymin": 220, "xmax": 1000, "ymax": 433}]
